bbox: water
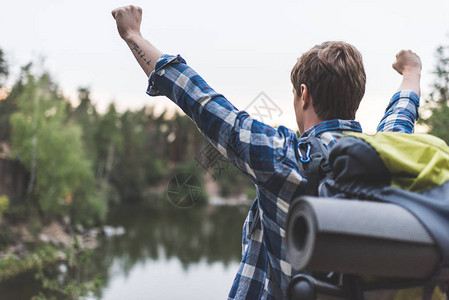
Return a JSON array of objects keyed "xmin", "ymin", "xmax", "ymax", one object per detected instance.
[
  {"xmin": 101, "ymin": 256, "xmax": 238, "ymax": 299},
  {"xmin": 0, "ymin": 204, "xmax": 249, "ymax": 300}
]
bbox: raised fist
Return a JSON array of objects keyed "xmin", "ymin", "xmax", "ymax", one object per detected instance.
[
  {"xmin": 392, "ymin": 50, "xmax": 422, "ymax": 75},
  {"xmin": 112, "ymin": 5, "xmax": 142, "ymax": 41}
]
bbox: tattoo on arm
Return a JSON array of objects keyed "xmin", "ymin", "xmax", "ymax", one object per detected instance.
[{"xmin": 132, "ymin": 43, "xmax": 152, "ymax": 66}]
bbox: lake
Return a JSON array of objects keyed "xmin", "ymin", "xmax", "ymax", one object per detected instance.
[{"xmin": 0, "ymin": 203, "xmax": 249, "ymax": 300}]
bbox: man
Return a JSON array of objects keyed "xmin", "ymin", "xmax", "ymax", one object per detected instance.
[{"xmin": 112, "ymin": 5, "xmax": 422, "ymax": 299}]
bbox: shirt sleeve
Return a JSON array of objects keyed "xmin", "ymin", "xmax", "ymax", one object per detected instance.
[
  {"xmin": 376, "ymin": 90, "xmax": 420, "ymax": 133},
  {"xmin": 147, "ymin": 54, "xmax": 301, "ymax": 187}
]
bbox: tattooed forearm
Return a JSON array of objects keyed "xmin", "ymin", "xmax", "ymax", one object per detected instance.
[
  {"xmin": 132, "ymin": 43, "xmax": 152, "ymax": 66},
  {"xmin": 124, "ymin": 35, "xmax": 162, "ymax": 77}
]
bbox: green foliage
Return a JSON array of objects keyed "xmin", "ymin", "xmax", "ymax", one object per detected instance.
[
  {"xmin": 422, "ymin": 105, "xmax": 449, "ymax": 141},
  {"xmin": 0, "ymin": 229, "xmax": 11, "ymax": 250},
  {"xmin": 430, "ymin": 45, "xmax": 449, "ymax": 104},
  {"xmin": 71, "ymin": 189, "xmax": 106, "ymax": 226},
  {"xmin": 421, "ymin": 43, "xmax": 449, "ymax": 142},
  {"xmin": 0, "ymin": 48, "xmax": 8, "ymax": 87},
  {"xmin": 217, "ymin": 163, "xmax": 254, "ymax": 198},
  {"xmin": 10, "ymin": 69, "xmax": 105, "ymax": 223},
  {"xmin": 145, "ymin": 157, "xmax": 168, "ymax": 185},
  {"xmin": 69, "ymin": 87, "xmax": 99, "ymax": 161},
  {"xmin": 110, "ymin": 108, "xmax": 172, "ymax": 201},
  {"xmin": 0, "ymin": 63, "xmax": 27, "ymax": 141},
  {"xmin": 172, "ymin": 159, "xmax": 208, "ymax": 205},
  {"xmin": 0, "ymin": 244, "xmax": 58, "ymax": 282},
  {"xmin": 245, "ymin": 184, "xmax": 257, "ymax": 201},
  {"xmin": 33, "ymin": 239, "xmax": 103, "ymax": 300},
  {"xmin": 109, "ymin": 109, "xmax": 148, "ymax": 202},
  {"xmin": 0, "ymin": 195, "xmax": 9, "ymax": 214},
  {"xmin": 94, "ymin": 103, "xmax": 122, "ymax": 179}
]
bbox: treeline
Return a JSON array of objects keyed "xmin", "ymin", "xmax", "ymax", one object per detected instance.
[
  {"xmin": 420, "ymin": 43, "xmax": 449, "ymax": 140},
  {"xmin": 0, "ymin": 50, "xmax": 253, "ymax": 226},
  {"xmin": 1, "ymin": 40, "xmax": 448, "ymax": 226}
]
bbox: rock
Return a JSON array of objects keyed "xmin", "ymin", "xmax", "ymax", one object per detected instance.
[
  {"xmin": 102, "ymin": 225, "xmax": 126, "ymax": 237},
  {"xmin": 56, "ymin": 250, "xmax": 66, "ymax": 261},
  {"xmin": 12, "ymin": 244, "xmax": 28, "ymax": 257},
  {"xmin": 75, "ymin": 224, "xmax": 84, "ymax": 234},
  {"xmin": 40, "ymin": 222, "xmax": 72, "ymax": 247},
  {"xmin": 62, "ymin": 216, "xmax": 70, "ymax": 226},
  {"xmin": 85, "ymin": 228, "xmax": 100, "ymax": 238},
  {"xmin": 39, "ymin": 233, "xmax": 50, "ymax": 243},
  {"xmin": 77, "ymin": 234, "xmax": 98, "ymax": 250},
  {"xmin": 58, "ymin": 263, "xmax": 68, "ymax": 273},
  {"xmin": 19, "ymin": 225, "xmax": 34, "ymax": 243}
]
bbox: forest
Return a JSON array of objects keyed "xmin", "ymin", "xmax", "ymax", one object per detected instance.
[{"xmin": 0, "ymin": 46, "xmax": 255, "ymax": 239}]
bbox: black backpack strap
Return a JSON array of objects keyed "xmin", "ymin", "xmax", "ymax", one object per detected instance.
[{"xmin": 297, "ymin": 136, "xmax": 331, "ymax": 196}]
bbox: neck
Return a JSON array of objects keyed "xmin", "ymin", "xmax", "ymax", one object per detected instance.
[{"xmin": 300, "ymin": 114, "xmax": 324, "ymax": 134}]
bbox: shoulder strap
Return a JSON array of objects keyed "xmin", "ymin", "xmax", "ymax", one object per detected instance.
[{"xmin": 297, "ymin": 136, "xmax": 332, "ymax": 196}]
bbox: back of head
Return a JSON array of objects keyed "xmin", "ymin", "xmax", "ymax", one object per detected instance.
[{"xmin": 291, "ymin": 41, "xmax": 366, "ymax": 120}]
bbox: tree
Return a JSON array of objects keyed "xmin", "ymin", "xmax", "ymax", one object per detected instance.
[
  {"xmin": 95, "ymin": 103, "xmax": 122, "ymax": 180},
  {"xmin": 0, "ymin": 53, "xmax": 18, "ymax": 141},
  {"xmin": 0, "ymin": 48, "xmax": 8, "ymax": 88},
  {"xmin": 421, "ymin": 43, "xmax": 449, "ymax": 142},
  {"xmin": 110, "ymin": 109, "xmax": 148, "ymax": 202},
  {"xmin": 10, "ymin": 69, "xmax": 105, "ymax": 224},
  {"xmin": 69, "ymin": 87, "xmax": 99, "ymax": 162}
]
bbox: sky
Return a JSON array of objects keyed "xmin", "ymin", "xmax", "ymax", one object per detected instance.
[{"xmin": 1, "ymin": 0, "xmax": 449, "ymax": 133}]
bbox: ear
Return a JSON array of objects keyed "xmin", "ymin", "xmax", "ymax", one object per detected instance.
[{"xmin": 300, "ymin": 84, "xmax": 311, "ymax": 109}]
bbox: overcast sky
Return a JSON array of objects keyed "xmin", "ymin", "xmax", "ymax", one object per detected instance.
[{"xmin": 1, "ymin": 0, "xmax": 448, "ymax": 133}]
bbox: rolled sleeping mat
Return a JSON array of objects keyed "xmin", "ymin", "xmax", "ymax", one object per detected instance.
[{"xmin": 286, "ymin": 196, "xmax": 441, "ymax": 279}]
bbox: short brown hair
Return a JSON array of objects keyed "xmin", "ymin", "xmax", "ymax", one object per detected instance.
[{"xmin": 291, "ymin": 41, "xmax": 366, "ymax": 120}]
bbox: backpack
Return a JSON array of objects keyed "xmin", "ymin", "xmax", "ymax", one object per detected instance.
[{"xmin": 287, "ymin": 132, "xmax": 449, "ymax": 300}]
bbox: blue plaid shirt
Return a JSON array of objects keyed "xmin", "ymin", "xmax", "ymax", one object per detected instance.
[{"xmin": 147, "ymin": 54, "xmax": 420, "ymax": 299}]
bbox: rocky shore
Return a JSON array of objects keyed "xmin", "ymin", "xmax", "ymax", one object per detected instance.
[{"xmin": 0, "ymin": 220, "xmax": 102, "ymax": 282}]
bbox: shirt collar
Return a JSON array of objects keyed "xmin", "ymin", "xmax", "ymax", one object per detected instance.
[{"xmin": 300, "ymin": 119, "xmax": 362, "ymax": 138}]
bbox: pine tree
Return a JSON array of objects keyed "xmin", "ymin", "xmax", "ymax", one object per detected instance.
[
  {"xmin": 421, "ymin": 43, "xmax": 449, "ymax": 142},
  {"xmin": 0, "ymin": 49, "xmax": 8, "ymax": 88}
]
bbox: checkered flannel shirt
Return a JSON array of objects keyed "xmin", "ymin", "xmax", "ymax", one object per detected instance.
[{"xmin": 147, "ymin": 54, "xmax": 421, "ymax": 299}]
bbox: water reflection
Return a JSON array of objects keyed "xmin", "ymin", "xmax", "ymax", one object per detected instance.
[
  {"xmin": 101, "ymin": 252, "xmax": 240, "ymax": 300},
  {"xmin": 0, "ymin": 204, "xmax": 249, "ymax": 299},
  {"xmin": 105, "ymin": 204, "xmax": 246, "ymax": 267}
]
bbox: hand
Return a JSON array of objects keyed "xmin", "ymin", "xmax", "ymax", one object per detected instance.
[
  {"xmin": 392, "ymin": 50, "xmax": 422, "ymax": 75},
  {"xmin": 112, "ymin": 5, "xmax": 142, "ymax": 41}
]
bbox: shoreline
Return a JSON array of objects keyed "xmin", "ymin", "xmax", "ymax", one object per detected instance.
[{"xmin": 0, "ymin": 220, "xmax": 101, "ymax": 283}]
